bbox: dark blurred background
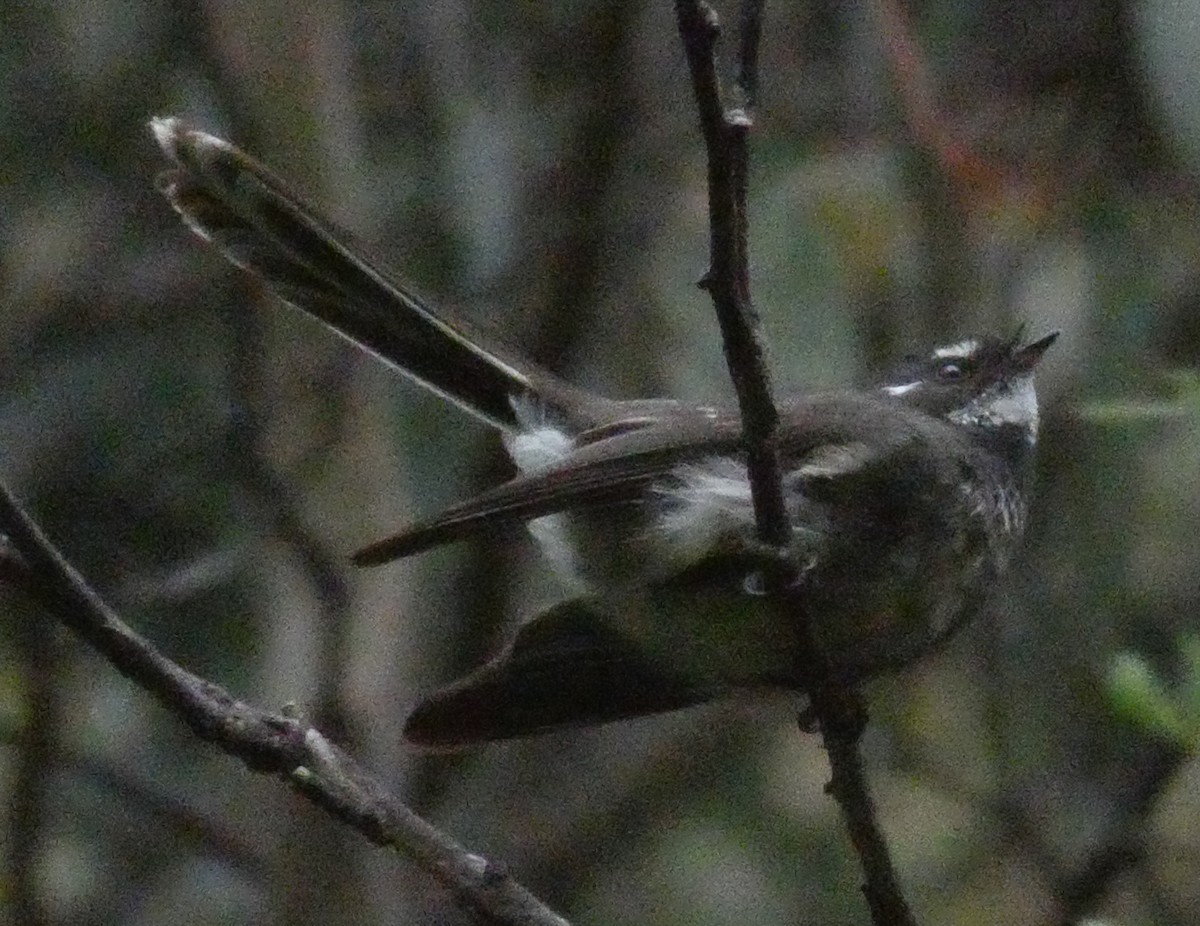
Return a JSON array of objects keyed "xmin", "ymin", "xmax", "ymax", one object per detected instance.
[{"xmin": 2, "ymin": 1, "xmax": 1199, "ymax": 924}]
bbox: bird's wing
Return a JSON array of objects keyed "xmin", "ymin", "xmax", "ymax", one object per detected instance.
[
  {"xmin": 354, "ymin": 395, "xmax": 943, "ymax": 566},
  {"xmin": 353, "ymin": 412, "xmax": 746, "ymax": 565}
]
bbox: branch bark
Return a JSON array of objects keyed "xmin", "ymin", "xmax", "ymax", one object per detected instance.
[
  {"xmin": 0, "ymin": 482, "xmax": 569, "ymax": 926},
  {"xmin": 674, "ymin": 3, "xmax": 917, "ymax": 923},
  {"xmin": 674, "ymin": 0, "xmax": 790, "ymax": 556}
]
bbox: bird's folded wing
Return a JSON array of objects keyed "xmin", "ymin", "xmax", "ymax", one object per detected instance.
[
  {"xmin": 354, "ymin": 396, "xmax": 941, "ymax": 566},
  {"xmin": 353, "ymin": 427, "xmax": 735, "ymax": 565}
]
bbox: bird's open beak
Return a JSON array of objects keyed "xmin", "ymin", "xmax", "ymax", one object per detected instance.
[{"xmin": 1013, "ymin": 331, "xmax": 1059, "ymax": 373}]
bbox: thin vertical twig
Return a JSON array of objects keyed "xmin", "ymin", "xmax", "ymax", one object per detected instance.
[
  {"xmin": 674, "ymin": 3, "xmax": 918, "ymax": 923},
  {"xmin": 735, "ymin": 0, "xmax": 765, "ymax": 109},
  {"xmin": 674, "ymin": 0, "xmax": 790, "ymax": 556}
]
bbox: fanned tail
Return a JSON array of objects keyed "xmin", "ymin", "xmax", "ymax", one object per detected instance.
[{"xmin": 151, "ymin": 117, "xmax": 598, "ymax": 432}]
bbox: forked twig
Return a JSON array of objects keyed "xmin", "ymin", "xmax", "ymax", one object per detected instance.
[
  {"xmin": 0, "ymin": 482, "xmax": 569, "ymax": 926},
  {"xmin": 673, "ymin": 2, "xmax": 917, "ymax": 923}
]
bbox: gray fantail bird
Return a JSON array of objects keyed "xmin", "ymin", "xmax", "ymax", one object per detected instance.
[{"xmin": 151, "ymin": 117, "xmax": 1057, "ymax": 748}]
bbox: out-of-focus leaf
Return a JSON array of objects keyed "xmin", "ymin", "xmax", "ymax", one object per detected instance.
[
  {"xmin": 1108, "ymin": 644, "xmax": 1199, "ymax": 748},
  {"xmin": 1081, "ymin": 370, "xmax": 1200, "ymax": 424}
]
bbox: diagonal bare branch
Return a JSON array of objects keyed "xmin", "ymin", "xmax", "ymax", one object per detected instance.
[{"xmin": 0, "ymin": 481, "xmax": 569, "ymax": 926}]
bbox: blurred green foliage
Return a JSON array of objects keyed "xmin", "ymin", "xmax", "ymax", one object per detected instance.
[{"xmin": 1111, "ymin": 637, "xmax": 1200, "ymax": 750}]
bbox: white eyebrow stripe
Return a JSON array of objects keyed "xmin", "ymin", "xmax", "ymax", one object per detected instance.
[
  {"xmin": 933, "ymin": 340, "xmax": 979, "ymax": 359},
  {"xmin": 883, "ymin": 381, "xmax": 922, "ymax": 396}
]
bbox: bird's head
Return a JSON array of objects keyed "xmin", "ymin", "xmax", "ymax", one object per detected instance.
[{"xmin": 882, "ymin": 330, "xmax": 1058, "ymax": 446}]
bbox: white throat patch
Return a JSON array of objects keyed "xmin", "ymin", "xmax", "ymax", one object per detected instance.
[{"xmin": 948, "ymin": 373, "xmax": 1040, "ymax": 442}]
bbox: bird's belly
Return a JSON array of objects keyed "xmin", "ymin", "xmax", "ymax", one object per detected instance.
[
  {"xmin": 806, "ymin": 482, "xmax": 1024, "ymax": 677},
  {"xmin": 523, "ymin": 463, "xmax": 1022, "ymax": 688}
]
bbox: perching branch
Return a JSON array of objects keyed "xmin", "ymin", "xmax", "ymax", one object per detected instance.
[
  {"xmin": 673, "ymin": 3, "xmax": 918, "ymax": 924},
  {"xmin": 673, "ymin": 0, "xmax": 790, "ymax": 556},
  {"xmin": 0, "ymin": 482, "xmax": 569, "ymax": 926}
]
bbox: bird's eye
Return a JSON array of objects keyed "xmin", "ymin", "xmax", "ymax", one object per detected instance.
[{"xmin": 938, "ymin": 362, "xmax": 964, "ymax": 381}]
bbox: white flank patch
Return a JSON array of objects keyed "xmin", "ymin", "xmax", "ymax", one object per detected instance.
[
  {"xmin": 656, "ymin": 458, "xmax": 755, "ymax": 565},
  {"xmin": 505, "ymin": 425, "xmax": 573, "ymax": 474},
  {"xmin": 883, "ymin": 381, "xmax": 922, "ymax": 397},
  {"xmin": 525, "ymin": 514, "xmax": 581, "ymax": 584},
  {"xmin": 505, "ymin": 397, "xmax": 574, "ymax": 472}
]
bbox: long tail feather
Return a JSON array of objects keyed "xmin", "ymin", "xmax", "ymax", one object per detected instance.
[
  {"xmin": 151, "ymin": 117, "xmax": 596, "ymax": 431},
  {"xmin": 404, "ymin": 599, "xmax": 726, "ymax": 747}
]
